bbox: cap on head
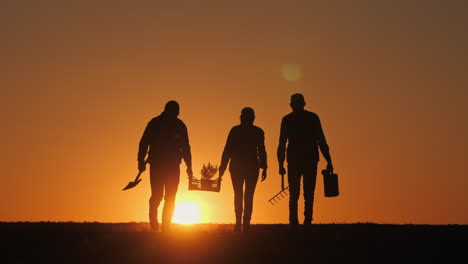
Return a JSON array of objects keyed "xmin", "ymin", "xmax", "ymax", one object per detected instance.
[
  {"xmin": 164, "ymin": 100, "xmax": 180, "ymax": 116},
  {"xmin": 240, "ymin": 107, "xmax": 255, "ymax": 125}
]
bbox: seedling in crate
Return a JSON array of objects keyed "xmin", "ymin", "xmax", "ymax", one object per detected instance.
[{"xmin": 188, "ymin": 162, "xmax": 222, "ymax": 192}]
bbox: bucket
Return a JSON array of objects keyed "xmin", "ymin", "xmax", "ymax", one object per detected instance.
[{"xmin": 322, "ymin": 169, "xmax": 339, "ymax": 197}]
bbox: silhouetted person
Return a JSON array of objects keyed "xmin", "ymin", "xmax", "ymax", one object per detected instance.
[
  {"xmin": 138, "ymin": 100, "xmax": 193, "ymax": 232},
  {"xmin": 277, "ymin": 93, "xmax": 334, "ymax": 230},
  {"xmin": 219, "ymin": 107, "xmax": 267, "ymax": 232}
]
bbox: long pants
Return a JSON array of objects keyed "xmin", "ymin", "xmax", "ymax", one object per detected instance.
[
  {"xmin": 149, "ymin": 163, "xmax": 180, "ymax": 229},
  {"xmin": 230, "ymin": 167, "xmax": 259, "ymax": 225},
  {"xmin": 288, "ymin": 162, "xmax": 318, "ymax": 225}
]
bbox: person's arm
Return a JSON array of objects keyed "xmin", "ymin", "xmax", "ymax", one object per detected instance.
[
  {"xmin": 257, "ymin": 129, "xmax": 268, "ymax": 181},
  {"xmin": 316, "ymin": 115, "xmax": 333, "ymax": 171},
  {"xmin": 137, "ymin": 121, "xmax": 151, "ymax": 172},
  {"xmin": 219, "ymin": 128, "xmax": 234, "ymax": 177},
  {"xmin": 180, "ymin": 122, "xmax": 193, "ymax": 178},
  {"xmin": 277, "ymin": 117, "xmax": 287, "ymax": 175}
]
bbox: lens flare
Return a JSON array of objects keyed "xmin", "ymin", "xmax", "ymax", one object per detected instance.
[
  {"xmin": 172, "ymin": 200, "xmax": 201, "ymax": 225},
  {"xmin": 282, "ymin": 64, "xmax": 302, "ymax": 82}
]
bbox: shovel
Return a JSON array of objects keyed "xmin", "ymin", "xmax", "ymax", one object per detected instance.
[
  {"xmin": 122, "ymin": 171, "xmax": 144, "ymax": 191},
  {"xmin": 123, "ymin": 160, "xmax": 148, "ymax": 191}
]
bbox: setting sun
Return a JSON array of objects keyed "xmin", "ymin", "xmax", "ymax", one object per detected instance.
[{"xmin": 172, "ymin": 200, "xmax": 201, "ymax": 225}]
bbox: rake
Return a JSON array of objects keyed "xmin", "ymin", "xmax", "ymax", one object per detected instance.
[
  {"xmin": 268, "ymin": 172, "xmax": 289, "ymax": 205},
  {"xmin": 268, "ymin": 186, "xmax": 289, "ymax": 205}
]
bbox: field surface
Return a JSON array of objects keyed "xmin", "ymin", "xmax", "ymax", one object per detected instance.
[{"xmin": 1, "ymin": 222, "xmax": 467, "ymax": 263}]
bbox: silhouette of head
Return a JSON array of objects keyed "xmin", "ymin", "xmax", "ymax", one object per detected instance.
[
  {"xmin": 290, "ymin": 93, "xmax": 305, "ymax": 112},
  {"xmin": 164, "ymin": 100, "xmax": 180, "ymax": 117},
  {"xmin": 240, "ymin": 107, "xmax": 255, "ymax": 126}
]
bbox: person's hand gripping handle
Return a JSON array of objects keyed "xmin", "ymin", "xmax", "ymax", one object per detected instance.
[
  {"xmin": 132, "ymin": 171, "xmax": 142, "ymax": 184},
  {"xmin": 137, "ymin": 159, "xmax": 149, "ymax": 181},
  {"xmin": 279, "ymin": 166, "xmax": 286, "ymax": 190}
]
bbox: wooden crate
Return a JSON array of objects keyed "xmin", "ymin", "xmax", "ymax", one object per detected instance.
[{"xmin": 188, "ymin": 177, "xmax": 221, "ymax": 192}]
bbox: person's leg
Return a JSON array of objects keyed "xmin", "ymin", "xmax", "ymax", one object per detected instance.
[
  {"xmin": 243, "ymin": 168, "xmax": 259, "ymax": 232},
  {"xmin": 230, "ymin": 170, "xmax": 244, "ymax": 231},
  {"xmin": 149, "ymin": 164, "xmax": 164, "ymax": 231},
  {"xmin": 303, "ymin": 162, "xmax": 318, "ymax": 225},
  {"xmin": 287, "ymin": 164, "xmax": 302, "ymax": 228},
  {"xmin": 161, "ymin": 165, "xmax": 180, "ymax": 232}
]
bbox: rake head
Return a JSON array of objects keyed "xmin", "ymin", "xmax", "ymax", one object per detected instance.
[{"xmin": 268, "ymin": 186, "xmax": 289, "ymax": 205}]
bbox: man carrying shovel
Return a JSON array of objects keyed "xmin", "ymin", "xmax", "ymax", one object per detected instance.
[{"xmin": 137, "ymin": 100, "xmax": 193, "ymax": 232}]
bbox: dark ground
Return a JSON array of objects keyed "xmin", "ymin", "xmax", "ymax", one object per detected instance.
[{"xmin": 1, "ymin": 222, "xmax": 467, "ymax": 264}]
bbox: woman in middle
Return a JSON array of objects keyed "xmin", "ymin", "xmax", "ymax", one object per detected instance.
[{"xmin": 219, "ymin": 107, "xmax": 267, "ymax": 232}]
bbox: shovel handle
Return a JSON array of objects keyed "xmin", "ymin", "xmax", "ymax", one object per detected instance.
[
  {"xmin": 134, "ymin": 171, "xmax": 143, "ymax": 182},
  {"xmin": 135, "ymin": 159, "xmax": 148, "ymax": 181}
]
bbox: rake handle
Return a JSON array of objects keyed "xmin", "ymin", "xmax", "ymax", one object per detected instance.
[{"xmin": 281, "ymin": 173, "xmax": 285, "ymax": 190}]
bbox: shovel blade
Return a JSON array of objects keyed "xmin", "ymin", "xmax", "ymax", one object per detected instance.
[{"xmin": 122, "ymin": 178, "xmax": 142, "ymax": 190}]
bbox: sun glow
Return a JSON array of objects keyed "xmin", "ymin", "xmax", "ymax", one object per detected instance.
[
  {"xmin": 282, "ymin": 64, "xmax": 302, "ymax": 82},
  {"xmin": 172, "ymin": 200, "xmax": 202, "ymax": 225}
]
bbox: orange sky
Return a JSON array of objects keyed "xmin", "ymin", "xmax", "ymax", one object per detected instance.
[{"xmin": 1, "ymin": 0, "xmax": 467, "ymax": 225}]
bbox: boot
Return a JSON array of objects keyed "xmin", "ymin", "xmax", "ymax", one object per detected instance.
[
  {"xmin": 149, "ymin": 205, "xmax": 159, "ymax": 232},
  {"xmin": 150, "ymin": 218, "xmax": 159, "ymax": 232},
  {"xmin": 234, "ymin": 213, "xmax": 242, "ymax": 232},
  {"xmin": 243, "ymin": 217, "xmax": 251, "ymax": 233}
]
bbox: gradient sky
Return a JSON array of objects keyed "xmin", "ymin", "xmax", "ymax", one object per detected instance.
[{"xmin": 1, "ymin": 0, "xmax": 467, "ymax": 225}]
